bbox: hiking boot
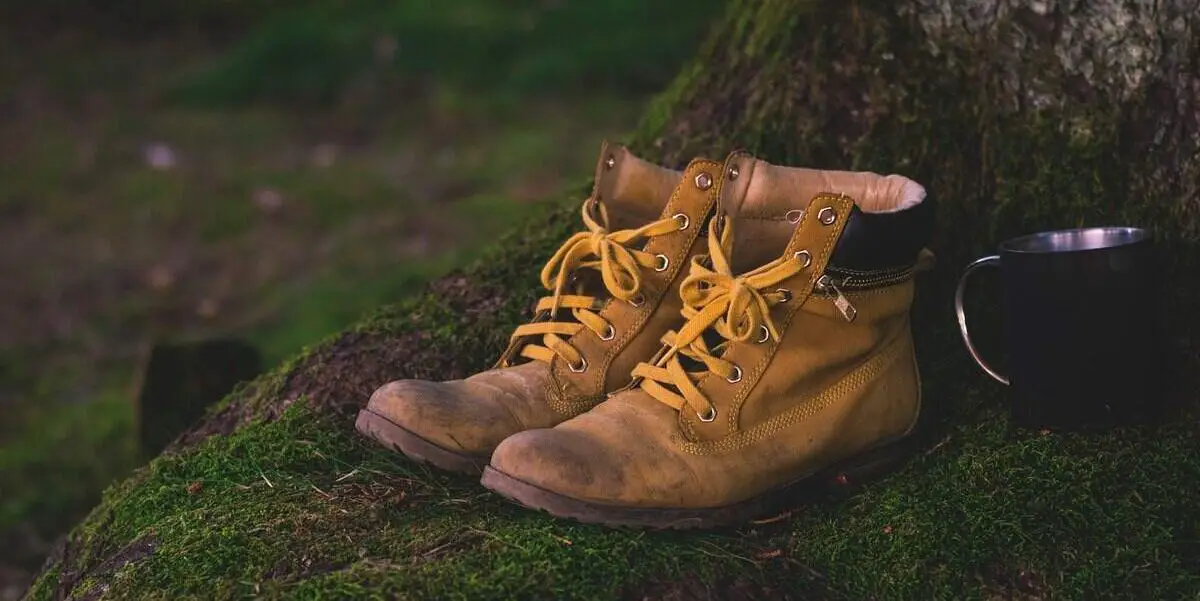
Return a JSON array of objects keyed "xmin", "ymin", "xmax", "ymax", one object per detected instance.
[
  {"xmin": 356, "ymin": 142, "xmax": 730, "ymax": 474},
  {"xmin": 481, "ymin": 152, "xmax": 936, "ymax": 527}
]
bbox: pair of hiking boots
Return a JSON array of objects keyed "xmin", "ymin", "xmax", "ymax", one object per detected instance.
[{"xmin": 356, "ymin": 142, "xmax": 936, "ymax": 529}]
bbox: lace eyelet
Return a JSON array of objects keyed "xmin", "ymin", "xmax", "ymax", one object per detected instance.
[
  {"xmin": 776, "ymin": 288, "xmax": 793, "ymax": 303},
  {"xmin": 794, "ymin": 250, "xmax": 812, "ymax": 268},
  {"xmin": 654, "ymin": 254, "xmax": 670, "ymax": 272},
  {"xmin": 818, "ymin": 207, "xmax": 837, "ymax": 225},
  {"xmin": 599, "ymin": 324, "xmax": 615, "ymax": 341},
  {"xmin": 697, "ymin": 405, "xmax": 718, "ymax": 422},
  {"xmin": 629, "ymin": 294, "xmax": 645, "ymax": 307},
  {"xmin": 568, "ymin": 356, "xmax": 588, "ymax": 373},
  {"xmin": 756, "ymin": 325, "xmax": 770, "ymax": 343},
  {"xmin": 785, "ymin": 209, "xmax": 804, "ymax": 224},
  {"xmin": 726, "ymin": 365, "xmax": 743, "ymax": 383},
  {"xmin": 673, "ymin": 213, "xmax": 689, "ymax": 230}
]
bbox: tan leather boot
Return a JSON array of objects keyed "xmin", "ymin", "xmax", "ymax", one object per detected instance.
[
  {"xmin": 481, "ymin": 152, "xmax": 936, "ymax": 528},
  {"xmin": 356, "ymin": 142, "xmax": 730, "ymax": 474}
]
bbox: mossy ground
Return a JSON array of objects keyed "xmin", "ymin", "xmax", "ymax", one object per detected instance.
[
  {"xmin": 17, "ymin": 0, "xmax": 1200, "ymax": 599},
  {"xmin": 0, "ymin": 0, "xmax": 719, "ymax": 594}
]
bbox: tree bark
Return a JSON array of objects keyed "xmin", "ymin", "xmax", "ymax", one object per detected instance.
[{"xmin": 636, "ymin": 0, "xmax": 1199, "ymax": 246}]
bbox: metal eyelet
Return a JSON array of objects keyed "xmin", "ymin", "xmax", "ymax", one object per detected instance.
[
  {"xmin": 673, "ymin": 213, "xmax": 689, "ymax": 230},
  {"xmin": 785, "ymin": 209, "xmax": 804, "ymax": 224},
  {"xmin": 599, "ymin": 324, "xmax": 615, "ymax": 341},
  {"xmin": 727, "ymin": 166, "xmax": 740, "ymax": 180},
  {"xmin": 654, "ymin": 254, "xmax": 670, "ymax": 272},
  {"xmin": 694, "ymin": 172, "xmax": 713, "ymax": 190},
  {"xmin": 568, "ymin": 356, "xmax": 588, "ymax": 373},
  {"xmin": 605, "ymin": 155, "xmax": 616, "ymax": 170},
  {"xmin": 726, "ymin": 365, "xmax": 743, "ymax": 383},
  {"xmin": 757, "ymin": 325, "xmax": 770, "ymax": 343},
  {"xmin": 697, "ymin": 405, "xmax": 718, "ymax": 422},
  {"xmin": 794, "ymin": 250, "xmax": 812, "ymax": 267},
  {"xmin": 776, "ymin": 288, "xmax": 793, "ymax": 303},
  {"xmin": 629, "ymin": 294, "xmax": 645, "ymax": 307},
  {"xmin": 818, "ymin": 207, "xmax": 837, "ymax": 225}
]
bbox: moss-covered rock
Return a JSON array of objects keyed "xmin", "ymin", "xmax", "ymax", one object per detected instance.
[{"xmin": 25, "ymin": 1, "xmax": 1200, "ymax": 599}]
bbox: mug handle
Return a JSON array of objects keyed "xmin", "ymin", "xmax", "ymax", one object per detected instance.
[{"xmin": 954, "ymin": 255, "xmax": 1010, "ymax": 385}]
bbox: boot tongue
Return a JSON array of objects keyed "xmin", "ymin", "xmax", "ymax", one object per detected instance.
[
  {"xmin": 589, "ymin": 141, "xmax": 682, "ymax": 231},
  {"xmin": 539, "ymin": 143, "xmax": 681, "ymax": 323},
  {"xmin": 717, "ymin": 153, "xmax": 925, "ymax": 274}
]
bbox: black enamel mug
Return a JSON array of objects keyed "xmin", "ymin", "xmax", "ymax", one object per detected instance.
[{"xmin": 954, "ymin": 227, "xmax": 1164, "ymax": 431}]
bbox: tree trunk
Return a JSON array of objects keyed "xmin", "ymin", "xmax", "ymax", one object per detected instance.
[
  {"xmin": 634, "ymin": 0, "xmax": 1200, "ymax": 398},
  {"xmin": 639, "ymin": 0, "xmax": 1199, "ymax": 248}
]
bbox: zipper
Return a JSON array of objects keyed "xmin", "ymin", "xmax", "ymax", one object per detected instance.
[
  {"xmin": 816, "ymin": 275, "xmax": 858, "ymax": 322},
  {"xmin": 814, "ymin": 264, "xmax": 917, "ymax": 322},
  {"xmin": 823, "ymin": 264, "xmax": 916, "ymax": 290}
]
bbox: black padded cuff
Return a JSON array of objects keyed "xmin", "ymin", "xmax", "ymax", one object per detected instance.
[{"xmin": 827, "ymin": 195, "xmax": 935, "ymax": 271}]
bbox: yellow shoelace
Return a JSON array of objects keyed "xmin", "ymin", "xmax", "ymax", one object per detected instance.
[
  {"xmin": 510, "ymin": 199, "xmax": 685, "ymax": 369},
  {"xmin": 631, "ymin": 215, "xmax": 805, "ymax": 419}
]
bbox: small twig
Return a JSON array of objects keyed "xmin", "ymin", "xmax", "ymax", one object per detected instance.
[
  {"xmin": 695, "ymin": 541, "xmax": 755, "ymax": 565},
  {"xmin": 549, "ymin": 533, "xmax": 573, "ymax": 546},
  {"xmin": 335, "ymin": 468, "xmax": 360, "ymax": 482},
  {"xmin": 468, "ymin": 527, "xmax": 529, "ymax": 552},
  {"xmin": 311, "ymin": 484, "xmax": 333, "ymax": 499},
  {"xmin": 420, "ymin": 540, "xmax": 459, "ymax": 559},
  {"xmin": 923, "ymin": 435, "xmax": 953, "ymax": 457},
  {"xmin": 751, "ymin": 510, "xmax": 793, "ymax": 525},
  {"xmin": 786, "ymin": 557, "xmax": 830, "ymax": 582},
  {"xmin": 260, "ymin": 471, "xmax": 275, "ymax": 488}
]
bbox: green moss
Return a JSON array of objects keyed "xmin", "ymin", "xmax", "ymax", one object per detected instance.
[{"xmin": 31, "ymin": 373, "xmax": 1200, "ymax": 599}]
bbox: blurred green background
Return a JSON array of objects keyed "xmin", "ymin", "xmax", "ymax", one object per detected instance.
[{"xmin": 0, "ymin": 1, "xmax": 722, "ymax": 595}]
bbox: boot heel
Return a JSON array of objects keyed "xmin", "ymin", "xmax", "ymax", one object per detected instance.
[{"xmin": 821, "ymin": 437, "xmax": 914, "ymax": 495}]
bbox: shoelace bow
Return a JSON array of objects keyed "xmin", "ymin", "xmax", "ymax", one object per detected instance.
[
  {"xmin": 631, "ymin": 216, "xmax": 805, "ymax": 419},
  {"xmin": 510, "ymin": 199, "xmax": 684, "ymax": 369}
]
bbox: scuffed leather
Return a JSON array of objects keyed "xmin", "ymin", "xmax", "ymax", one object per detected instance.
[
  {"xmin": 369, "ymin": 361, "xmax": 554, "ymax": 453},
  {"xmin": 489, "ymin": 162, "xmax": 931, "ymax": 509},
  {"xmin": 366, "ymin": 143, "xmax": 725, "ymax": 457}
]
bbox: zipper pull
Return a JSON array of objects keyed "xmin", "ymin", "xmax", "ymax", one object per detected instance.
[{"xmin": 817, "ymin": 275, "xmax": 858, "ymax": 322}]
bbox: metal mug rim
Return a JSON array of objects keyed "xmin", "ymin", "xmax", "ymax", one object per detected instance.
[{"xmin": 998, "ymin": 226, "xmax": 1148, "ymax": 255}]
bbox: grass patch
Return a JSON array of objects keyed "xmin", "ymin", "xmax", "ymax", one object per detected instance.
[{"xmin": 169, "ymin": 0, "xmax": 725, "ymax": 107}]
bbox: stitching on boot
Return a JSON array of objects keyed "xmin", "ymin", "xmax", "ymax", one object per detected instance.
[
  {"xmin": 722, "ymin": 193, "xmax": 857, "ymax": 436},
  {"xmin": 677, "ymin": 322, "xmax": 911, "ymax": 455}
]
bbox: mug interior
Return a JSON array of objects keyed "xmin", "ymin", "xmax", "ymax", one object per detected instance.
[{"xmin": 999, "ymin": 227, "xmax": 1147, "ymax": 254}]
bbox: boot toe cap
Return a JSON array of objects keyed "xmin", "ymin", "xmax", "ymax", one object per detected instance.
[
  {"xmin": 365, "ymin": 379, "xmax": 521, "ymax": 455},
  {"xmin": 488, "ymin": 427, "xmax": 643, "ymax": 505}
]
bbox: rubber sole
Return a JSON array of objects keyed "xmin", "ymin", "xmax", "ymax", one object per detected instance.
[
  {"xmin": 355, "ymin": 408, "xmax": 489, "ymax": 475},
  {"xmin": 480, "ymin": 436, "xmax": 915, "ymax": 529}
]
